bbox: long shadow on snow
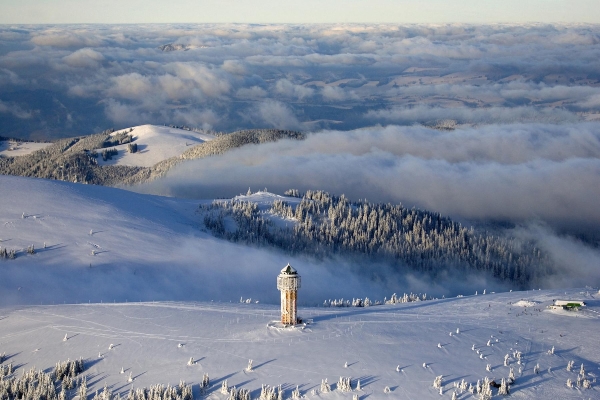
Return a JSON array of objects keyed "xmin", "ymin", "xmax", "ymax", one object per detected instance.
[
  {"xmin": 213, "ymin": 371, "xmax": 239, "ymax": 387},
  {"xmin": 513, "ymin": 376, "xmax": 552, "ymax": 391},
  {"xmin": 254, "ymin": 358, "xmax": 276, "ymax": 370},
  {"xmin": 357, "ymin": 375, "xmax": 379, "ymax": 387},
  {"xmin": 2, "ymin": 352, "xmax": 21, "ymax": 363},
  {"xmin": 444, "ymin": 375, "xmax": 470, "ymax": 386},
  {"xmin": 312, "ymin": 297, "xmax": 465, "ymax": 323},
  {"xmin": 83, "ymin": 357, "xmax": 104, "ymax": 371}
]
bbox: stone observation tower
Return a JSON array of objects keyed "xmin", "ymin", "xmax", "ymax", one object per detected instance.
[{"xmin": 277, "ymin": 263, "xmax": 301, "ymax": 325}]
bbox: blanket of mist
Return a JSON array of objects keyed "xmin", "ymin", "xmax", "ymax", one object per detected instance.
[
  {"xmin": 135, "ymin": 123, "xmax": 600, "ymax": 238},
  {"xmin": 0, "ymin": 288, "xmax": 598, "ymax": 399},
  {"xmin": 1, "ymin": 24, "xmax": 600, "ymax": 140}
]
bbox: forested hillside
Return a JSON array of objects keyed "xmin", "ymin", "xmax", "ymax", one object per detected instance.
[
  {"xmin": 200, "ymin": 190, "xmax": 552, "ymax": 287},
  {"xmin": 0, "ymin": 129, "xmax": 143, "ymax": 185},
  {"xmin": 0, "ymin": 128, "xmax": 304, "ymax": 186}
]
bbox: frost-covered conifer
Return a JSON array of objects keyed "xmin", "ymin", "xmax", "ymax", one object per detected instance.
[
  {"xmin": 291, "ymin": 385, "xmax": 300, "ymax": 399},
  {"xmin": 504, "ymin": 354, "xmax": 510, "ymax": 366},
  {"xmin": 228, "ymin": 386, "xmax": 237, "ymax": 400},
  {"xmin": 567, "ymin": 360, "xmax": 574, "ymax": 371},
  {"xmin": 221, "ymin": 380, "xmax": 229, "ymax": 395},
  {"xmin": 498, "ymin": 378, "xmax": 509, "ymax": 395},
  {"xmin": 508, "ymin": 367, "xmax": 515, "ymax": 383},
  {"xmin": 567, "ymin": 378, "xmax": 573, "ymax": 388},
  {"xmin": 582, "ymin": 378, "xmax": 592, "ymax": 389},
  {"xmin": 78, "ymin": 376, "xmax": 88, "ymax": 399},
  {"xmin": 433, "ymin": 375, "xmax": 443, "ymax": 389},
  {"xmin": 384, "ymin": 386, "xmax": 391, "ymax": 393},
  {"xmin": 320, "ymin": 379, "xmax": 331, "ymax": 393},
  {"xmin": 199, "ymin": 373, "xmax": 210, "ymax": 392},
  {"xmin": 534, "ymin": 363, "xmax": 540, "ymax": 374},
  {"xmin": 187, "ymin": 357, "xmax": 194, "ymax": 366},
  {"xmin": 337, "ymin": 377, "xmax": 352, "ymax": 392},
  {"xmin": 486, "ymin": 364, "xmax": 492, "ymax": 372}
]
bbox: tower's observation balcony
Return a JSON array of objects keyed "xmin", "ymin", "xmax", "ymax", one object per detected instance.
[{"xmin": 277, "ymin": 264, "xmax": 301, "ymax": 291}]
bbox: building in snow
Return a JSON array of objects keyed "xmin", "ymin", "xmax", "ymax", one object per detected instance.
[
  {"xmin": 548, "ymin": 299, "xmax": 586, "ymax": 310},
  {"xmin": 277, "ymin": 263, "xmax": 301, "ymax": 325}
]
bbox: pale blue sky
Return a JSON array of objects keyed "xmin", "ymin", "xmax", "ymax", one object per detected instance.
[{"xmin": 1, "ymin": 0, "xmax": 599, "ymax": 24}]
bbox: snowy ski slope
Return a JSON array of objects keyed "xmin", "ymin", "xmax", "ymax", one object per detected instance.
[{"xmin": 0, "ymin": 289, "xmax": 598, "ymax": 399}]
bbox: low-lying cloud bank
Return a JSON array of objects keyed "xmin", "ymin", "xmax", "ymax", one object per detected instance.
[
  {"xmin": 130, "ymin": 122, "xmax": 600, "ymax": 290},
  {"xmin": 137, "ymin": 123, "xmax": 600, "ymax": 231},
  {"xmin": 0, "ymin": 24, "xmax": 599, "ymax": 138}
]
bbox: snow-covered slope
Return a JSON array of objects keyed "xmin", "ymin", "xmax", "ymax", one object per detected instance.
[
  {"xmin": 0, "ymin": 289, "xmax": 598, "ymax": 400},
  {"xmin": 95, "ymin": 125, "xmax": 215, "ymax": 168},
  {"xmin": 0, "ymin": 176, "xmax": 388, "ymax": 306},
  {"xmin": 0, "ymin": 139, "xmax": 51, "ymax": 157}
]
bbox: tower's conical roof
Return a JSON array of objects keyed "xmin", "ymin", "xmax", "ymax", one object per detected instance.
[{"xmin": 280, "ymin": 263, "xmax": 297, "ymax": 275}]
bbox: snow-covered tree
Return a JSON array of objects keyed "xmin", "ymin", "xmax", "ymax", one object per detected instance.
[
  {"xmin": 498, "ymin": 378, "xmax": 509, "ymax": 395},
  {"xmin": 433, "ymin": 375, "xmax": 443, "ymax": 389},
  {"xmin": 566, "ymin": 360, "xmax": 574, "ymax": 372},
  {"xmin": 320, "ymin": 379, "xmax": 331, "ymax": 393},
  {"xmin": 291, "ymin": 385, "xmax": 300, "ymax": 399},
  {"xmin": 199, "ymin": 373, "xmax": 210, "ymax": 393},
  {"xmin": 221, "ymin": 380, "xmax": 229, "ymax": 395},
  {"xmin": 337, "ymin": 377, "xmax": 352, "ymax": 392},
  {"xmin": 508, "ymin": 367, "xmax": 515, "ymax": 383},
  {"xmin": 246, "ymin": 359, "xmax": 253, "ymax": 371}
]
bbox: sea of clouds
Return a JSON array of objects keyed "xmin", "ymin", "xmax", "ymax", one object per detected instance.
[
  {"xmin": 0, "ymin": 24, "xmax": 599, "ymax": 138},
  {"xmin": 1, "ymin": 24, "xmax": 598, "ymax": 291}
]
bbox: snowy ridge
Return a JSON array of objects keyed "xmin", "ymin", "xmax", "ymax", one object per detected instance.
[
  {"xmin": 0, "ymin": 289, "xmax": 598, "ymax": 399},
  {"xmin": 94, "ymin": 125, "xmax": 215, "ymax": 168}
]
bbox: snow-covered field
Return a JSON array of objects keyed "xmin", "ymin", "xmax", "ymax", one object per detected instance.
[
  {"xmin": 0, "ymin": 140, "xmax": 51, "ymax": 157},
  {"xmin": 0, "ymin": 289, "xmax": 598, "ymax": 399},
  {"xmin": 94, "ymin": 125, "xmax": 214, "ymax": 167},
  {"xmin": 0, "ymin": 176, "xmax": 389, "ymax": 306},
  {"xmin": 1, "ymin": 177, "xmax": 599, "ymax": 399}
]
